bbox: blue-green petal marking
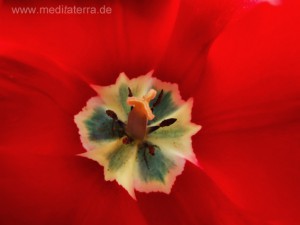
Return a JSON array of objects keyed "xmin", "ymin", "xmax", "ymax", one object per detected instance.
[
  {"xmin": 107, "ymin": 143, "xmax": 135, "ymax": 171},
  {"xmin": 119, "ymin": 83, "xmax": 131, "ymax": 116},
  {"xmin": 137, "ymin": 143, "xmax": 175, "ymax": 183},
  {"xmin": 149, "ymin": 90, "xmax": 178, "ymax": 124},
  {"xmin": 85, "ymin": 107, "xmax": 125, "ymax": 141}
]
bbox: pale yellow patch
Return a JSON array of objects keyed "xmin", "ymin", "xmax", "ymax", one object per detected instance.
[
  {"xmin": 74, "ymin": 97, "xmax": 104, "ymax": 151},
  {"xmin": 133, "ymin": 153, "xmax": 186, "ymax": 194},
  {"xmin": 80, "ymin": 140, "xmax": 138, "ymax": 199},
  {"xmin": 147, "ymin": 99, "xmax": 201, "ymax": 166}
]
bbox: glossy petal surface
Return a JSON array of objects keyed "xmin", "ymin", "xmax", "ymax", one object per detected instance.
[{"xmin": 195, "ymin": 3, "xmax": 300, "ymax": 225}]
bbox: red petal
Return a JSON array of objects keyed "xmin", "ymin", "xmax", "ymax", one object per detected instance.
[
  {"xmin": 154, "ymin": 0, "xmax": 259, "ymax": 98},
  {"xmin": 194, "ymin": 3, "xmax": 300, "ymax": 225},
  {"xmin": 0, "ymin": 55, "xmax": 148, "ymax": 225},
  {"xmin": 0, "ymin": 1, "xmax": 260, "ymax": 89},
  {"xmin": 137, "ymin": 163, "xmax": 266, "ymax": 225},
  {"xmin": 0, "ymin": 55, "xmax": 259, "ymax": 225},
  {"xmin": 0, "ymin": 1, "xmax": 180, "ymax": 83}
]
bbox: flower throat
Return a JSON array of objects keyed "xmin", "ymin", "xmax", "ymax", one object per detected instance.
[{"xmin": 105, "ymin": 87, "xmax": 177, "ymax": 156}]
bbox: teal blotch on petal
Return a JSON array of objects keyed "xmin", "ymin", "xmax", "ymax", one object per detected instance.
[
  {"xmin": 107, "ymin": 143, "xmax": 135, "ymax": 171},
  {"xmin": 137, "ymin": 142, "xmax": 175, "ymax": 183},
  {"xmin": 119, "ymin": 83, "xmax": 131, "ymax": 116},
  {"xmin": 149, "ymin": 90, "xmax": 178, "ymax": 125},
  {"xmin": 85, "ymin": 107, "xmax": 125, "ymax": 141}
]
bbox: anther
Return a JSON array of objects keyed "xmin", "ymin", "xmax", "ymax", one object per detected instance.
[
  {"xmin": 106, "ymin": 110, "xmax": 118, "ymax": 120},
  {"xmin": 128, "ymin": 87, "xmax": 133, "ymax": 110},
  {"xmin": 122, "ymin": 136, "xmax": 133, "ymax": 144},
  {"xmin": 151, "ymin": 90, "xmax": 163, "ymax": 111},
  {"xmin": 160, "ymin": 118, "xmax": 177, "ymax": 127},
  {"xmin": 147, "ymin": 118, "xmax": 177, "ymax": 134},
  {"xmin": 148, "ymin": 145, "xmax": 155, "ymax": 156},
  {"xmin": 128, "ymin": 87, "xmax": 133, "ymax": 97}
]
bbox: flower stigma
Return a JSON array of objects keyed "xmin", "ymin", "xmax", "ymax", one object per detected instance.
[
  {"xmin": 126, "ymin": 88, "xmax": 157, "ymax": 141},
  {"xmin": 75, "ymin": 72, "xmax": 201, "ymax": 199}
]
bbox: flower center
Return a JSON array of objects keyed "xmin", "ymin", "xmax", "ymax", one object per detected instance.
[
  {"xmin": 126, "ymin": 89, "xmax": 157, "ymax": 140},
  {"xmin": 75, "ymin": 73, "xmax": 201, "ymax": 197},
  {"xmin": 105, "ymin": 87, "xmax": 177, "ymax": 147}
]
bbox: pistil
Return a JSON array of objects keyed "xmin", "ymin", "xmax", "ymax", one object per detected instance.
[{"xmin": 126, "ymin": 89, "xmax": 157, "ymax": 140}]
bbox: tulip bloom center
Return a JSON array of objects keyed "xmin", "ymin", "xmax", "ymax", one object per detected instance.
[
  {"xmin": 126, "ymin": 88, "xmax": 157, "ymax": 140},
  {"xmin": 107, "ymin": 88, "xmax": 178, "ymax": 158},
  {"xmin": 75, "ymin": 72, "xmax": 201, "ymax": 199}
]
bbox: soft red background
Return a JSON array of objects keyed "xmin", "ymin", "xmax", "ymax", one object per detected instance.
[{"xmin": 0, "ymin": 1, "xmax": 299, "ymax": 225}]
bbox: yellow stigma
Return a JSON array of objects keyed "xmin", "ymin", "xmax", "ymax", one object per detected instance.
[{"xmin": 127, "ymin": 89, "xmax": 157, "ymax": 120}]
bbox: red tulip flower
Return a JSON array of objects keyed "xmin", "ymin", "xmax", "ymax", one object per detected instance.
[{"xmin": 1, "ymin": 1, "xmax": 300, "ymax": 225}]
